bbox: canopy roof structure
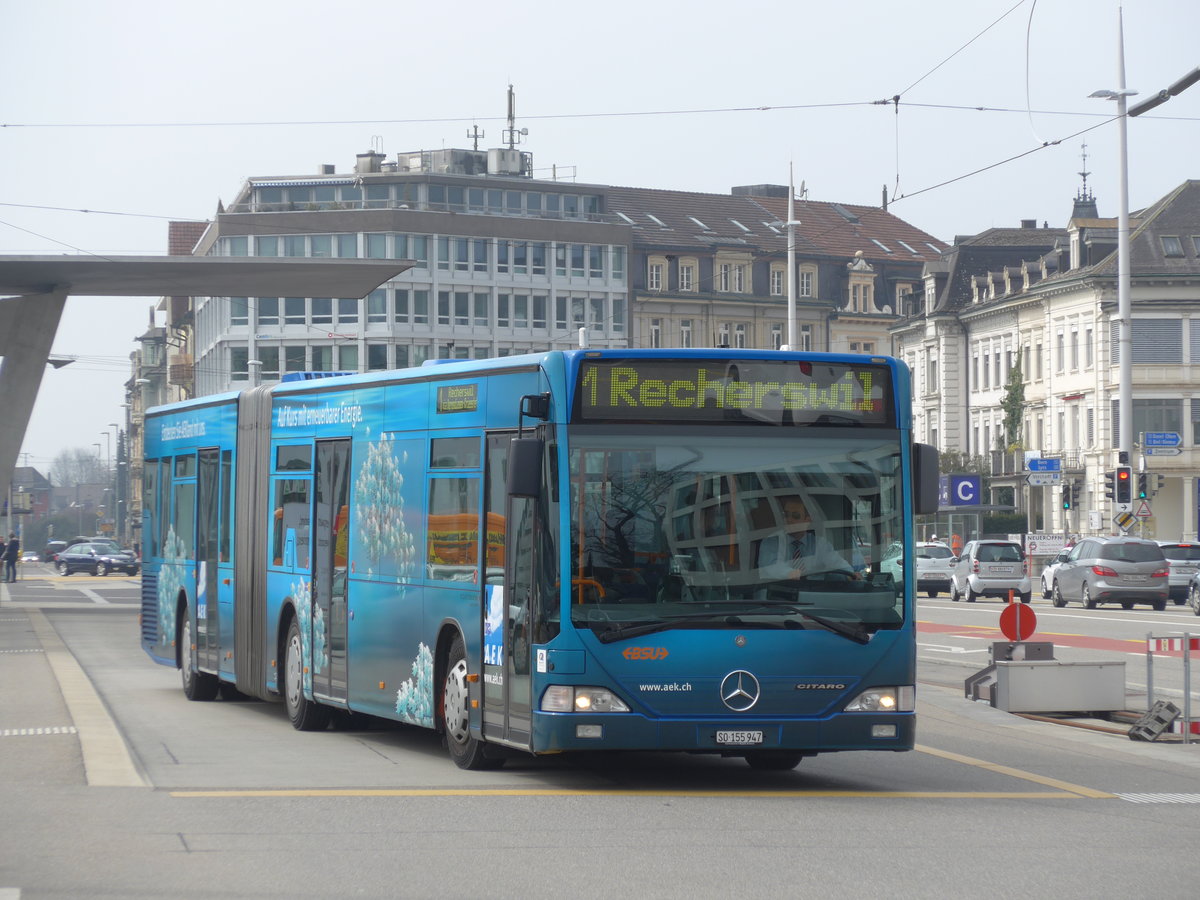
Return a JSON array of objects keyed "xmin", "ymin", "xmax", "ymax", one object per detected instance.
[{"xmin": 0, "ymin": 255, "xmax": 411, "ymax": 510}]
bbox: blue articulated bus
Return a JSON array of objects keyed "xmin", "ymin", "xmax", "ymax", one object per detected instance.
[{"xmin": 141, "ymin": 349, "xmax": 938, "ymax": 770}]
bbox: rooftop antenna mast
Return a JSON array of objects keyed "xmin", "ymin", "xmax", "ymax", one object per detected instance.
[
  {"xmin": 1077, "ymin": 142, "xmax": 1093, "ymax": 201},
  {"xmin": 503, "ymin": 83, "xmax": 528, "ymax": 150},
  {"xmin": 467, "ymin": 124, "xmax": 485, "ymax": 151}
]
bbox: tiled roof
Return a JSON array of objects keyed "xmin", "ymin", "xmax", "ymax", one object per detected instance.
[{"xmin": 604, "ymin": 185, "xmax": 946, "ymax": 262}]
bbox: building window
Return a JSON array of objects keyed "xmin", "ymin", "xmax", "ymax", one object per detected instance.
[
  {"xmin": 589, "ymin": 297, "xmax": 604, "ymax": 331},
  {"xmin": 230, "ymin": 297, "xmax": 248, "ymax": 327},
  {"xmin": 733, "ymin": 323, "xmax": 747, "ymax": 349},
  {"xmin": 798, "ymin": 324, "xmax": 812, "ymax": 351},
  {"xmin": 649, "ymin": 318, "xmax": 662, "ymax": 349},
  {"xmin": 1035, "ymin": 341, "xmax": 1043, "ymax": 380},
  {"xmin": 799, "ymin": 267, "xmax": 816, "ymax": 298},
  {"xmin": 284, "ymin": 297, "xmax": 306, "ymax": 326},
  {"xmin": 366, "ymin": 290, "xmax": 387, "ymax": 324},
  {"xmin": 338, "ymin": 345, "xmax": 358, "ymax": 372},
  {"xmin": 311, "ymin": 298, "xmax": 332, "ymax": 326},
  {"xmin": 367, "ymin": 344, "xmax": 388, "ymax": 371},
  {"xmin": 259, "ymin": 346, "xmax": 280, "ymax": 381},
  {"xmin": 231, "ymin": 346, "xmax": 248, "ymax": 382},
  {"xmin": 1161, "ymin": 236, "xmax": 1184, "ymax": 257},
  {"xmin": 770, "ymin": 323, "xmax": 782, "ymax": 350},
  {"xmin": 257, "ymin": 297, "xmax": 279, "ymax": 327},
  {"xmin": 717, "ymin": 322, "xmax": 730, "ymax": 346},
  {"xmin": 849, "ymin": 341, "xmax": 875, "ymax": 353},
  {"xmin": 679, "ymin": 264, "xmax": 694, "ymax": 292},
  {"xmin": 769, "ymin": 268, "xmax": 783, "ymax": 296},
  {"xmin": 731, "ymin": 265, "xmax": 745, "ymax": 293},
  {"xmin": 648, "ymin": 262, "xmax": 663, "ymax": 291},
  {"xmin": 474, "ymin": 293, "xmax": 489, "ymax": 327},
  {"xmin": 497, "ymin": 294, "xmax": 510, "ymax": 328},
  {"xmin": 337, "ymin": 297, "xmax": 358, "ymax": 325},
  {"xmin": 1085, "ymin": 327, "xmax": 1094, "ymax": 368},
  {"xmin": 1070, "ymin": 329, "xmax": 1079, "ymax": 370},
  {"xmin": 927, "ymin": 358, "xmax": 938, "ymax": 391},
  {"xmin": 284, "ymin": 345, "xmax": 306, "ymax": 373},
  {"xmin": 681, "ymin": 319, "xmax": 693, "ymax": 348},
  {"xmin": 717, "ymin": 264, "xmax": 731, "ymax": 292},
  {"xmin": 1056, "ymin": 330, "xmax": 1065, "ymax": 372}
]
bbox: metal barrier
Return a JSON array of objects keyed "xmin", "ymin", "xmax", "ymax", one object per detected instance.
[{"xmin": 1144, "ymin": 632, "xmax": 1197, "ymax": 743}]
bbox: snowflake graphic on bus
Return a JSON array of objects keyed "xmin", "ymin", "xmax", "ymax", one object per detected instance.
[
  {"xmin": 156, "ymin": 526, "xmax": 188, "ymax": 648},
  {"xmin": 395, "ymin": 642, "xmax": 434, "ymax": 727},
  {"xmin": 354, "ymin": 438, "xmax": 417, "ymax": 581},
  {"xmin": 292, "ymin": 578, "xmax": 326, "ymax": 693}
]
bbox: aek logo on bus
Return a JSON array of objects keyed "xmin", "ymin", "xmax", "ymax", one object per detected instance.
[{"xmin": 622, "ymin": 646, "xmax": 669, "ymax": 661}]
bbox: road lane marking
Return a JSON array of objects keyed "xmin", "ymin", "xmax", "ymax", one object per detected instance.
[
  {"xmin": 79, "ymin": 588, "xmax": 110, "ymax": 605},
  {"xmin": 27, "ymin": 609, "xmax": 147, "ymax": 788},
  {"xmin": 170, "ymin": 788, "xmax": 1089, "ymax": 799},
  {"xmin": 915, "ymin": 744, "xmax": 1114, "ymax": 798}
]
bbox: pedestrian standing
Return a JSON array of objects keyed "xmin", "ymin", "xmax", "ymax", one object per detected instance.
[{"xmin": 3, "ymin": 533, "xmax": 19, "ymax": 583}]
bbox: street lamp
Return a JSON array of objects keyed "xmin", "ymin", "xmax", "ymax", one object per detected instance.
[{"xmin": 1090, "ymin": 13, "xmax": 1199, "ymax": 514}]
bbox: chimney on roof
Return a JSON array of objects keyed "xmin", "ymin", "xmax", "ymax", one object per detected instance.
[
  {"xmin": 1020, "ymin": 219, "xmax": 1037, "ymax": 229},
  {"xmin": 355, "ymin": 151, "xmax": 385, "ymax": 174},
  {"xmin": 731, "ymin": 184, "xmax": 789, "ymax": 198}
]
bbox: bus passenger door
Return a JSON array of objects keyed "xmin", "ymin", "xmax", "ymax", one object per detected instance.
[
  {"xmin": 196, "ymin": 449, "xmax": 221, "ymax": 672},
  {"xmin": 313, "ymin": 439, "xmax": 351, "ymax": 703},
  {"xmin": 482, "ymin": 434, "xmax": 533, "ymax": 749}
]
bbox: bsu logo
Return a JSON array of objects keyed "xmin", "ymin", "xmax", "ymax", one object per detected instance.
[{"xmin": 622, "ymin": 646, "xmax": 669, "ymax": 660}]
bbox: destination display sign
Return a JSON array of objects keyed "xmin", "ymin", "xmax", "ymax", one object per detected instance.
[{"xmin": 572, "ymin": 358, "xmax": 892, "ymax": 426}]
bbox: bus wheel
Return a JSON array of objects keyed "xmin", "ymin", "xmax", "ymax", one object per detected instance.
[
  {"xmin": 744, "ymin": 751, "xmax": 803, "ymax": 771},
  {"xmin": 443, "ymin": 634, "xmax": 503, "ymax": 770},
  {"xmin": 284, "ymin": 618, "xmax": 331, "ymax": 731},
  {"xmin": 180, "ymin": 616, "xmax": 219, "ymax": 701}
]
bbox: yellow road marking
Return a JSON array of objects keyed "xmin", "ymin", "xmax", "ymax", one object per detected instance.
[{"xmin": 916, "ymin": 744, "xmax": 1114, "ymax": 798}]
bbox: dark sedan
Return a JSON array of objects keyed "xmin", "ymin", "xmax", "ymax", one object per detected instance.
[{"xmin": 56, "ymin": 541, "xmax": 140, "ymax": 576}]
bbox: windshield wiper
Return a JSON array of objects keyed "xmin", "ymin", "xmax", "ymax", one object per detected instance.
[
  {"xmin": 595, "ymin": 604, "xmax": 871, "ymax": 645},
  {"xmin": 735, "ymin": 601, "xmax": 872, "ymax": 644},
  {"xmin": 596, "ymin": 613, "xmax": 740, "ymax": 644}
]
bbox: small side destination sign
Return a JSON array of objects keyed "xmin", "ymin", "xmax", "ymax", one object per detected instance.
[
  {"xmin": 436, "ymin": 383, "xmax": 479, "ymax": 414},
  {"xmin": 573, "ymin": 358, "xmax": 893, "ymax": 426}
]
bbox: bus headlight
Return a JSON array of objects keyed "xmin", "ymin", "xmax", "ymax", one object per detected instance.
[
  {"xmin": 540, "ymin": 685, "xmax": 630, "ymax": 713},
  {"xmin": 844, "ymin": 686, "xmax": 914, "ymax": 713}
]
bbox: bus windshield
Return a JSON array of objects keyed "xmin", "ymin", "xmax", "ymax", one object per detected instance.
[{"xmin": 567, "ymin": 428, "xmax": 905, "ymax": 638}]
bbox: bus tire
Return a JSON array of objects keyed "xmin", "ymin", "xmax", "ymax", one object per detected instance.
[
  {"xmin": 442, "ymin": 634, "xmax": 504, "ymax": 770},
  {"xmin": 284, "ymin": 617, "xmax": 331, "ymax": 731},
  {"xmin": 744, "ymin": 751, "xmax": 804, "ymax": 771},
  {"xmin": 180, "ymin": 614, "xmax": 219, "ymax": 701}
]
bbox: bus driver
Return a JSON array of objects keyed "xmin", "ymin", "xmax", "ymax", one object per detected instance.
[{"xmin": 758, "ymin": 495, "xmax": 860, "ymax": 581}]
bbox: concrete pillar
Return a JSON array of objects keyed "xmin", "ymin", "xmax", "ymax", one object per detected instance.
[
  {"xmin": 0, "ymin": 290, "xmax": 68, "ymax": 510},
  {"xmin": 1183, "ymin": 475, "xmax": 1197, "ymax": 542}
]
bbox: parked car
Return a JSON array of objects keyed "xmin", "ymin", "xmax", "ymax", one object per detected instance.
[
  {"xmin": 42, "ymin": 540, "xmax": 68, "ymax": 562},
  {"xmin": 55, "ymin": 541, "xmax": 140, "ymax": 577},
  {"xmin": 1186, "ymin": 569, "xmax": 1200, "ymax": 616},
  {"xmin": 1050, "ymin": 536, "xmax": 1168, "ymax": 610},
  {"xmin": 914, "ymin": 541, "xmax": 955, "ymax": 597},
  {"xmin": 1039, "ymin": 549, "xmax": 1072, "ymax": 599},
  {"xmin": 1155, "ymin": 541, "xmax": 1200, "ymax": 605},
  {"xmin": 950, "ymin": 539, "xmax": 1031, "ymax": 603}
]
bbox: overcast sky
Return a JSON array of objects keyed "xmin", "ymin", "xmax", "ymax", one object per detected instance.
[{"xmin": 2, "ymin": 0, "xmax": 1198, "ymax": 472}]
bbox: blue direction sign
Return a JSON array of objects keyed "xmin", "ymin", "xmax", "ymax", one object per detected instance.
[
  {"xmin": 1144, "ymin": 432, "xmax": 1181, "ymax": 447},
  {"xmin": 1027, "ymin": 458, "xmax": 1062, "ymax": 472}
]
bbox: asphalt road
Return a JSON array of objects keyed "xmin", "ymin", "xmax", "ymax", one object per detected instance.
[{"xmin": 3, "ymin": 566, "xmax": 1200, "ymax": 899}]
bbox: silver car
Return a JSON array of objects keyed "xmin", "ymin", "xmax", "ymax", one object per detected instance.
[
  {"xmin": 950, "ymin": 540, "xmax": 1031, "ymax": 604},
  {"xmin": 1155, "ymin": 542, "xmax": 1200, "ymax": 605},
  {"xmin": 1050, "ymin": 536, "xmax": 1168, "ymax": 610},
  {"xmin": 914, "ymin": 541, "xmax": 955, "ymax": 597}
]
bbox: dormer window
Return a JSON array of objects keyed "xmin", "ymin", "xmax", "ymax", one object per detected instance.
[{"xmin": 1161, "ymin": 236, "xmax": 1184, "ymax": 257}]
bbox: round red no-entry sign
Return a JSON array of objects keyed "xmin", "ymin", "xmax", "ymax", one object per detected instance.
[{"xmin": 999, "ymin": 603, "xmax": 1037, "ymax": 641}]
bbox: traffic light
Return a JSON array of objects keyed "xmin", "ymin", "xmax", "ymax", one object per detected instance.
[
  {"xmin": 1062, "ymin": 483, "xmax": 1073, "ymax": 509},
  {"xmin": 1104, "ymin": 470, "xmax": 1116, "ymax": 500},
  {"xmin": 1115, "ymin": 465, "xmax": 1132, "ymax": 504},
  {"xmin": 1137, "ymin": 473, "xmax": 1149, "ymax": 499},
  {"xmin": 1155, "ymin": 474, "xmax": 1166, "ymax": 494}
]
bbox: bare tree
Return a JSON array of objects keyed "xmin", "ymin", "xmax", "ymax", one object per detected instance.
[{"xmin": 50, "ymin": 447, "xmax": 109, "ymax": 489}]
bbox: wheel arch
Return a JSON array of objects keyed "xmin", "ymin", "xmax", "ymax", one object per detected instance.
[
  {"xmin": 433, "ymin": 620, "xmax": 468, "ymax": 737},
  {"xmin": 173, "ymin": 589, "xmax": 191, "ymax": 670}
]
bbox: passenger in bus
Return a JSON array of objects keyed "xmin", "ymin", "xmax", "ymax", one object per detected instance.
[{"xmin": 757, "ymin": 496, "xmax": 859, "ymax": 581}]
